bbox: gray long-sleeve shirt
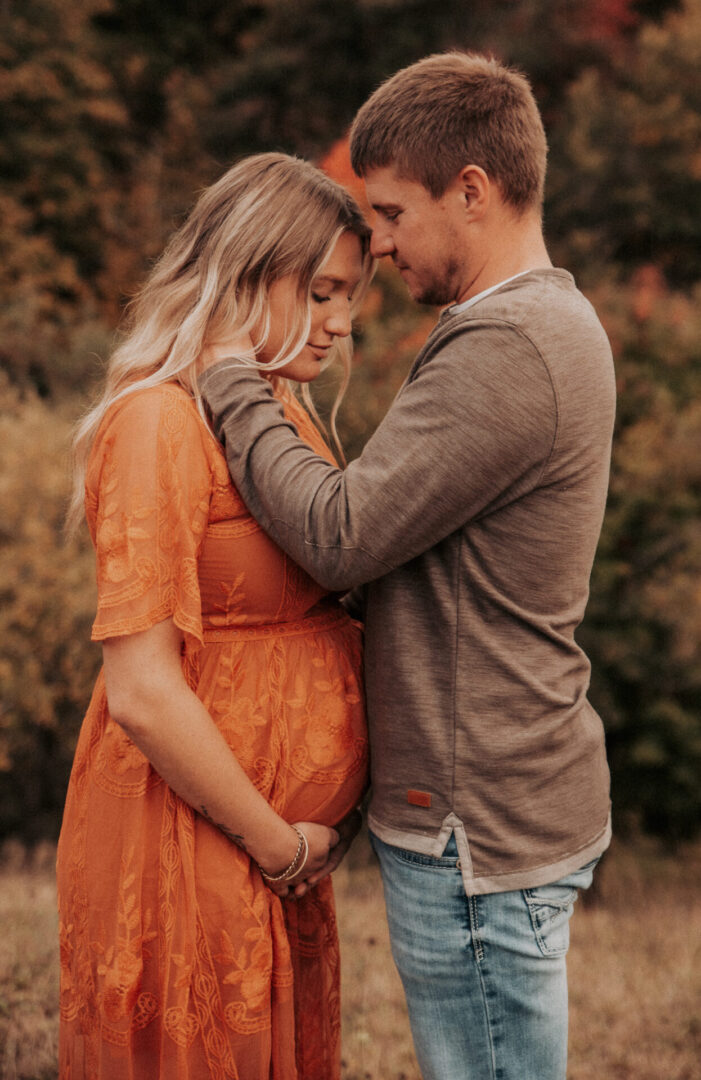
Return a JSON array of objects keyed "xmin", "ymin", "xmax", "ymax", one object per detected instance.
[{"xmin": 200, "ymin": 268, "xmax": 616, "ymax": 894}]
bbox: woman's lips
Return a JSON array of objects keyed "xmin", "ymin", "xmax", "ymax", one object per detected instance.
[{"xmin": 308, "ymin": 343, "xmax": 332, "ymax": 357}]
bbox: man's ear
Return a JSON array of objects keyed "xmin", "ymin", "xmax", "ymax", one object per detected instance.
[{"xmin": 457, "ymin": 165, "xmax": 490, "ymax": 220}]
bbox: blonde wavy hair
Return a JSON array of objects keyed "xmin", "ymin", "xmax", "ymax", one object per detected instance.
[{"xmin": 68, "ymin": 152, "xmax": 374, "ymax": 533}]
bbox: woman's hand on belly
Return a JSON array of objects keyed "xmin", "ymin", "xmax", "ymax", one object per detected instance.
[
  {"xmin": 284, "ymin": 808, "xmax": 362, "ymax": 899},
  {"xmin": 264, "ymin": 820, "xmax": 340, "ymax": 897}
]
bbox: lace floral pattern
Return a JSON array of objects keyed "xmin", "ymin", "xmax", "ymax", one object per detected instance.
[{"xmin": 57, "ymin": 384, "xmax": 368, "ymax": 1078}]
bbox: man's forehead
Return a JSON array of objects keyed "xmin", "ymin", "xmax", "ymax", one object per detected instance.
[{"xmin": 363, "ymin": 165, "xmax": 425, "ymax": 207}]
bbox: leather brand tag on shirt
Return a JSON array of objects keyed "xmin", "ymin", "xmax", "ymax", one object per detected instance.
[{"xmin": 407, "ymin": 789, "xmax": 432, "ymax": 808}]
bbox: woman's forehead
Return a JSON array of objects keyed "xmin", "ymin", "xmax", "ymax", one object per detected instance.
[{"xmin": 315, "ymin": 232, "xmax": 364, "ymax": 286}]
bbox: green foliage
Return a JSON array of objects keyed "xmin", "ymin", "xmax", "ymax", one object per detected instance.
[
  {"xmin": 0, "ymin": 378, "xmax": 99, "ymax": 841},
  {"xmin": 0, "ymin": 0, "xmax": 131, "ymax": 396},
  {"xmin": 546, "ymin": 0, "xmax": 701, "ymax": 283},
  {"xmin": 0, "ymin": 0, "xmax": 650, "ymax": 398},
  {"xmin": 579, "ymin": 277, "xmax": 701, "ymax": 840}
]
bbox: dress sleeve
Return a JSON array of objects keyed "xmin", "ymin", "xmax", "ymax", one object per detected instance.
[{"xmin": 88, "ymin": 386, "xmax": 212, "ymax": 650}]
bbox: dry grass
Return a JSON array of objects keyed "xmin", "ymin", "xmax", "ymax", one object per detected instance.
[
  {"xmin": 0, "ymin": 842, "xmax": 59, "ymax": 1080},
  {"xmin": 566, "ymin": 840, "xmax": 701, "ymax": 1080},
  {"xmin": 1, "ymin": 837, "xmax": 699, "ymax": 1080}
]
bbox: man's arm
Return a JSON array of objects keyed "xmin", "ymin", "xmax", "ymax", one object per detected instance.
[{"xmin": 200, "ymin": 325, "xmax": 557, "ymax": 591}]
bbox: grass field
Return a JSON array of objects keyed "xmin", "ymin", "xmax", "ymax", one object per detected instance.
[{"xmin": 1, "ymin": 836, "xmax": 699, "ymax": 1079}]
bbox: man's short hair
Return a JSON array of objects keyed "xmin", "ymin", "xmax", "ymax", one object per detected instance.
[{"xmin": 350, "ymin": 52, "xmax": 548, "ymax": 213}]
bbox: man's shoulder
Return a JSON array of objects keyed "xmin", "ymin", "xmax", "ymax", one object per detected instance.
[
  {"xmin": 430, "ymin": 269, "xmax": 611, "ymax": 366},
  {"xmin": 445, "ymin": 269, "xmax": 586, "ymax": 325}
]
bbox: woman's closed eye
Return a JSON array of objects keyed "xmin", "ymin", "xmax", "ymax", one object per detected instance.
[{"xmin": 312, "ymin": 293, "xmax": 356, "ymax": 308}]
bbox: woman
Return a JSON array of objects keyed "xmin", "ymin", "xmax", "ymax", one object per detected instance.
[{"xmin": 58, "ymin": 153, "xmax": 374, "ymax": 1079}]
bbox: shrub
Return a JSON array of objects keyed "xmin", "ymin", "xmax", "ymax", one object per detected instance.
[{"xmin": 0, "ymin": 377, "xmax": 99, "ymax": 842}]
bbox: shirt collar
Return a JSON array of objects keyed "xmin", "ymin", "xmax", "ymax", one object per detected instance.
[{"xmin": 448, "ymin": 270, "xmax": 532, "ymax": 316}]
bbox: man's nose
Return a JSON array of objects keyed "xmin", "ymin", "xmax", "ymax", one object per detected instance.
[{"xmin": 370, "ymin": 227, "xmax": 395, "ymax": 259}]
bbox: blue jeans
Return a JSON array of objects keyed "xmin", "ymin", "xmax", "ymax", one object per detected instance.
[{"xmin": 370, "ymin": 832, "xmax": 597, "ymax": 1080}]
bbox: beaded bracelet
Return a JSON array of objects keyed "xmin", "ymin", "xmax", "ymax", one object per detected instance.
[{"xmin": 260, "ymin": 826, "xmax": 309, "ymax": 884}]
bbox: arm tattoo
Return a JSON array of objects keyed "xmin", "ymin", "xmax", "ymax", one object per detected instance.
[{"xmin": 199, "ymin": 805, "xmax": 248, "ymax": 851}]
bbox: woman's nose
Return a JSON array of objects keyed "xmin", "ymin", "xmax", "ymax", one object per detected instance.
[{"xmin": 325, "ymin": 301, "xmax": 352, "ymax": 338}]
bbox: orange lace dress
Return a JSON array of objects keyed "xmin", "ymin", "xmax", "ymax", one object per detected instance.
[{"xmin": 56, "ymin": 383, "xmax": 368, "ymax": 1080}]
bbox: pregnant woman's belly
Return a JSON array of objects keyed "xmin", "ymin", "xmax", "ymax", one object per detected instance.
[{"xmin": 192, "ymin": 613, "xmax": 368, "ymax": 829}]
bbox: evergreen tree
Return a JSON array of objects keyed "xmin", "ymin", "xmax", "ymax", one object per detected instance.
[{"xmin": 546, "ymin": 0, "xmax": 701, "ymax": 284}]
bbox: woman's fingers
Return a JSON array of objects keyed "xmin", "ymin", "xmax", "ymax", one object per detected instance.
[{"xmin": 264, "ymin": 819, "xmax": 359, "ymax": 897}]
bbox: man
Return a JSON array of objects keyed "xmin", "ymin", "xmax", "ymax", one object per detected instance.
[{"xmin": 200, "ymin": 52, "xmax": 615, "ymax": 1080}]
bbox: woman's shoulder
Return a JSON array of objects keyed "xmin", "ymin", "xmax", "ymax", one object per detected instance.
[
  {"xmin": 104, "ymin": 381, "xmax": 195, "ymax": 423},
  {"xmin": 99, "ymin": 382, "xmax": 212, "ymax": 448},
  {"xmin": 88, "ymin": 382, "xmax": 221, "ymax": 491}
]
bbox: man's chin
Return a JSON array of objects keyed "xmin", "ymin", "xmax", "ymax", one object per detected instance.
[
  {"xmin": 412, "ymin": 286, "xmax": 453, "ymax": 307},
  {"xmin": 401, "ymin": 274, "xmax": 450, "ymax": 307}
]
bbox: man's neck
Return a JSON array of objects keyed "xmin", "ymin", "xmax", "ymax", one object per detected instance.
[{"xmin": 456, "ymin": 214, "xmax": 552, "ymax": 305}]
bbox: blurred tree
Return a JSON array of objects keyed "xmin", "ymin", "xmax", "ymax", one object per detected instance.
[
  {"xmin": 632, "ymin": 0, "xmax": 682, "ymax": 17},
  {"xmin": 197, "ymin": 0, "xmax": 647, "ymax": 161},
  {"xmin": 546, "ymin": 0, "xmax": 701, "ymax": 284},
  {"xmin": 0, "ymin": 0, "xmax": 129, "ymax": 394},
  {"xmin": 0, "ymin": 376, "xmax": 99, "ymax": 842},
  {"xmin": 0, "ymin": 0, "xmax": 128, "ymax": 280},
  {"xmin": 579, "ymin": 273, "xmax": 701, "ymax": 840},
  {"xmin": 91, "ymin": 0, "xmax": 264, "ymax": 133},
  {"xmin": 0, "ymin": 0, "xmax": 662, "ymax": 397}
]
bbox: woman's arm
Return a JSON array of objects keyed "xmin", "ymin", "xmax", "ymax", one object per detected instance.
[
  {"xmin": 289, "ymin": 807, "xmax": 363, "ymax": 898},
  {"xmin": 102, "ymin": 617, "xmax": 339, "ymax": 889}
]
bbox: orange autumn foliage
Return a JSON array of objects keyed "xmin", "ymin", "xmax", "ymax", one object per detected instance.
[{"xmin": 319, "ymin": 136, "xmax": 370, "ymax": 213}]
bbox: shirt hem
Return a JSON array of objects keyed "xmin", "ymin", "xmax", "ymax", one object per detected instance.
[{"xmin": 367, "ymin": 809, "xmax": 612, "ymax": 897}]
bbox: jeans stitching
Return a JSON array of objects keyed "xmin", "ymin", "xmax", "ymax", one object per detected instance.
[
  {"xmin": 467, "ymin": 894, "xmax": 498, "ymax": 1079},
  {"xmin": 468, "ymin": 894, "xmax": 484, "ymax": 963}
]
